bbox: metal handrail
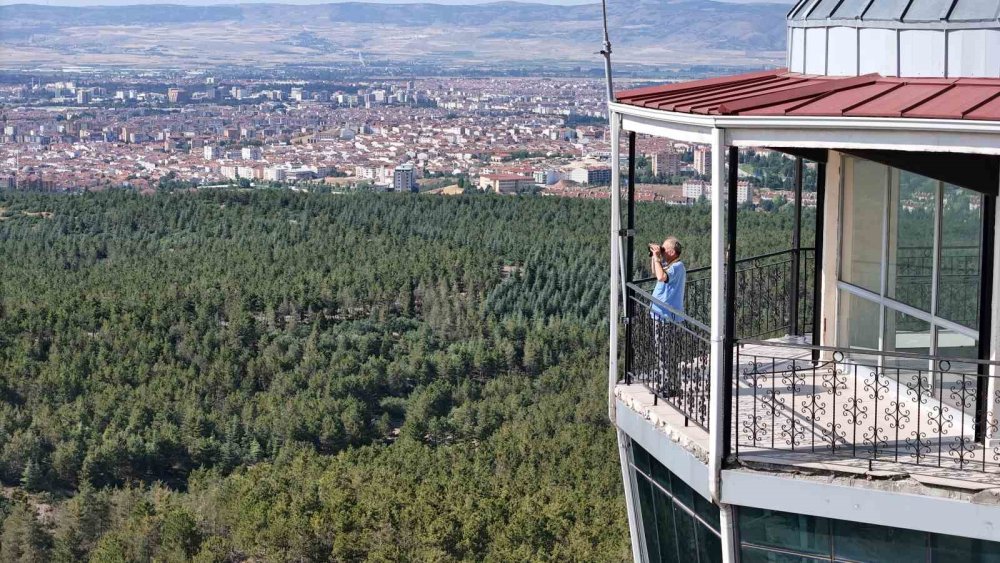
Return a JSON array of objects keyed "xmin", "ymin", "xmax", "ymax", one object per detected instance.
[
  {"xmin": 626, "ymin": 295, "xmax": 710, "ymax": 343},
  {"xmin": 632, "ymin": 246, "xmax": 818, "ymax": 285},
  {"xmin": 738, "ymin": 338, "xmax": 1000, "ymax": 368},
  {"xmin": 625, "ymin": 282, "xmax": 709, "ymax": 334}
]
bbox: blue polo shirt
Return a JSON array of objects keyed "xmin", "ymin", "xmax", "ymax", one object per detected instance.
[{"xmin": 651, "ymin": 260, "xmax": 686, "ymax": 321}]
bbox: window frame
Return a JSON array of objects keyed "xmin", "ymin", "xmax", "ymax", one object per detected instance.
[
  {"xmin": 628, "ymin": 441, "xmax": 721, "ymax": 563},
  {"xmin": 836, "ymin": 155, "xmax": 983, "ymax": 361}
]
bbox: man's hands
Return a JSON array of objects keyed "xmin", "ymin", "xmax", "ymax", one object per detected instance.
[{"xmin": 648, "ymin": 243, "xmax": 662, "ymax": 257}]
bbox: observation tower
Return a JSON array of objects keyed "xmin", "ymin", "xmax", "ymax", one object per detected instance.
[{"xmin": 606, "ymin": 0, "xmax": 1000, "ymax": 560}]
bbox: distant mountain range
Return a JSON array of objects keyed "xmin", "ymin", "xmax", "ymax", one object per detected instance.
[{"xmin": 0, "ymin": 1, "xmax": 788, "ymax": 70}]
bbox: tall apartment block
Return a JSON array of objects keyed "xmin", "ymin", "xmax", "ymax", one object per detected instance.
[
  {"xmin": 693, "ymin": 146, "xmax": 712, "ymax": 178},
  {"xmin": 606, "ymin": 2, "xmax": 1000, "ymax": 561},
  {"xmin": 652, "ymin": 150, "xmax": 680, "ymax": 177},
  {"xmin": 393, "ymin": 163, "xmax": 418, "ymax": 193}
]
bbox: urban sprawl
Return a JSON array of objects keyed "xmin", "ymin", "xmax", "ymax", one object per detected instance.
[{"xmin": 0, "ymin": 72, "xmax": 815, "ymax": 207}]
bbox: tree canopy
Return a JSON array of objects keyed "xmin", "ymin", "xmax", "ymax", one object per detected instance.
[{"xmin": 0, "ymin": 189, "xmax": 806, "ymax": 561}]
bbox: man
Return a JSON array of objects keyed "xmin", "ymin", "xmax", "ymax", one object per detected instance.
[
  {"xmin": 648, "ymin": 237, "xmax": 686, "ymax": 398},
  {"xmin": 648, "ymin": 237, "xmax": 686, "ymax": 321}
]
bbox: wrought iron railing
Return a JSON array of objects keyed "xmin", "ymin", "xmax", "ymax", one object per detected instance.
[
  {"xmin": 896, "ymin": 245, "xmax": 981, "ymax": 329},
  {"xmin": 733, "ymin": 340, "xmax": 1000, "ymax": 474},
  {"xmin": 625, "ymin": 284, "xmax": 711, "ymax": 430},
  {"xmin": 635, "ymin": 248, "xmax": 816, "ymax": 340},
  {"xmin": 733, "ymin": 248, "xmax": 815, "ymax": 339},
  {"xmin": 625, "ymin": 248, "xmax": 816, "ymax": 431}
]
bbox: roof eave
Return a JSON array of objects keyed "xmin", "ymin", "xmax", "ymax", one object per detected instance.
[{"xmin": 609, "ymin": 101, "xmax": 1000, "ymax": 156}]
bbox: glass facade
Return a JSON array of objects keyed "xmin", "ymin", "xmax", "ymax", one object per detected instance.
[
  {"xmin": 629, "ymin": 441, "xmax": 722, "ymax": 563},
  {"xmin": 738, "ymin": 506, "xmax": 1000, "ymax": 562},
  {"xmin": 837, "ymin": 156, "xmax": 984, "ymax": 360}
]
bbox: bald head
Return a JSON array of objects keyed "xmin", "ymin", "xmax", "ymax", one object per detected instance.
[{"xmin": 662, "ymin": 237, "xmax": 682, "ymax": 260}]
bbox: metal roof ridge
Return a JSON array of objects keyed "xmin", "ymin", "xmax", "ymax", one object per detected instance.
[
  {"xmin": 781, "ymin": 81, "xmax": 898, "ymax": 114},
  {"xmin": 616, "ymin": 69, "xmax": 783, "ymax": 100},
  {"xmin": 962, "ymin": 91, "xmax": 1000, "ymax": 117},
  {"xmin": 625, "ymin": 75, "xmax": 789, "ymax": 105},
  {"xmin": 678, "ymin": 78, "xmax": 819, "ymax": 113},
  {"xmin": 787, "ymin": 0, "xmax": 811, "ymax": 19},
  {"xmin": 650, "ymin": 76, "xmax": 808, "ymax": 111},
  {"xmin": 838, "ymin": 82, "xmax": 906, "ymax": 113},
  {"xmin": 717, "ymin": 74, "xmax": 881, "ymax": 115},
  {"xmin": 898, "ymin": 82, "xmax": 959, "ymax": 116}
]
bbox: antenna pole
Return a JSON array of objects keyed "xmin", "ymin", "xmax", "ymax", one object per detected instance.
[{"xmin": 601, "ymin": 0, "xmax": 615, "ymax": 104}]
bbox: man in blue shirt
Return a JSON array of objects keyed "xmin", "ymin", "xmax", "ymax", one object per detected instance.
[{"xmin": 649, "ymin": 237, "xmax": 686, "ymax": 322}]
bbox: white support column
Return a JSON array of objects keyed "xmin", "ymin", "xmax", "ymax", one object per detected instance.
[
  {"xmin": 820, "ymin": 152, "xmax": 843, "ymax": 351},
  {"xmin": 707, "ymin": 129, "xmax": 738, "ymax": 563},
  {"xmin": 617, "ymin": 429, "xmax": 644, "ymax": 563},
  {"xmin": 609, "ymin": 113, "xmax": 643, "ymax": 563},
  {"xmin": 609, "ymin": 112, "xmax": 622, "ymax": 423},
  {"xmin": 987, "ymin": 173, "xmax": 1000, "ymax": 447},
  {"xmin": 720, "ymin": 504, "xmax": 739, "ymax": 562},
  {"xmin": 707, "ymin": 127, "xmax": 726, "ymax": 499}
]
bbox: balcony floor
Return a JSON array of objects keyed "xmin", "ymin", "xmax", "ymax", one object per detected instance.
[
  {"xmin": 737, "ymin": 336, "xmax": 1000, "ymax": 490},
  {"xmin": 622, "ymin": 334, "xmax": 1000, "ymax": 490}
]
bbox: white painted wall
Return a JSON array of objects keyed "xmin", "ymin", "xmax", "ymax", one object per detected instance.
[
  {"xmin": 900, "ymin": 29, "xmax": 946, "ymax": 77},
  {"xmin": 827, "ymin": 27, "xmax": 859, "ymax": 76},
  {"xmin": 788, "ymin": 24, "xmax": 1000, "ymax": 78},
  {"xmin": 790, "ymin": 27, "xmax": 806, "ymax": 74},
  {"xmin": 805, "ymin": 27, "xmax": 827, "ymax": 75},
  {"xmin": 859, "ymin": 28, "xmax": 898, "ymax": 76},
  {"xmin": 949, "ymin": 29, "xmax": 1000, "ymax": 78}
]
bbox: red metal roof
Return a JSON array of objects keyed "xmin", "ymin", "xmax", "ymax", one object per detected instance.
[{"xmin": 616, "ymin": 70, "xmax": 1000, "ymax": 122}]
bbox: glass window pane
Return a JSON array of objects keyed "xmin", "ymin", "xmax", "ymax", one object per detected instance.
[
  {"xmin": 883, "ymin": 309, "xmax": 930, "ymax": 372},
  {"xmin": 651, "ymin": 454, "xmax": 672, "ymax": 494},
  {"xmin": 838, "ymin": 290, "xmax": 881, "ymax": 352},
  {"xmin": 674, "ymin": 505, "xmax": 699, "ymax": 560},
  {"xmin": 636, "ymin": 477, "xmax": 661, "ymax": 562},
  {"xmin": 693, "ymin": 493, "xmax": 721, "ymax": 533},
  {"xmin": 936, "ymin": 327, "xmax": 978, "ymax": 365},
  {"xmin": 632, "ymin": 442, "xmax": 651, "ymax": 476},
  {"xmin": 937, "ymin": 183, "xmax": 983, "ymax": 329},
  {"xmin": 670, "ymin": 471, "xmax": 697, "ymax": 512},
  {"xmin": 887, "ymin": 170, "xmax": 935, "ymax": 312},
  {"xmin": 831, "ymin": 519, "xmax": 925, "ymax": 562},
  {"xmin": 934, "ymin": 327, "xmax": 980, "ymax": 410},
  {"xmin": 931, "ymin": 532, "xmax": 1000, "ymax": 562},
  {"xmin": 738, "ymin": 507, "xmax": 831, "ymax": 556},
  {"xmin": 740, "ymin": 547, "xmax": 828, "ymax": 563},
  {"xmin": 698, "ymin": 525, "xmax": 723, "ymax": 563},
  {"xmin": 655, "ymin": 490, "xmax": 679, "ymax": 562},
  {"xmin": 841, "ymin": 157, "xmax": 887, "ymax": 293}
]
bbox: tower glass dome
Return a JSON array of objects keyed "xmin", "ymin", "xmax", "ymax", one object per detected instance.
[{"xmin": 786, "ymin": 0, "xmax": 1000, "ymax": 77}]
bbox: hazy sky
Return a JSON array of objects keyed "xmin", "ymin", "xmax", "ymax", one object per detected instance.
[
  {"xmin": 0, "ymin": 0, "xmax": 793, "ymax": 6},
  {"xmin": 0, "ymin": 0, "xmax": 598, "ymax": 4}
]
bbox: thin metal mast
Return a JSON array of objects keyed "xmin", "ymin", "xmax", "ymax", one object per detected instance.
[{"xmin": 601, "ymin": 0, "xmax": 614, "ymax": 104}]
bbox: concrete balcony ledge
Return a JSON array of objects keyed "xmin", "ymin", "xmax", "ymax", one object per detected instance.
[
  {"xmin": 721, "ymin": 468, "xmax": 1000, "ymax": 542},
  {"xmin": 615, "ymin": 383, "xmax": 711, "ymax": 464}
]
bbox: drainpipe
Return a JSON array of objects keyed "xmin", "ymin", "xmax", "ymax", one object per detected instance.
[
  {"xmin": 708, "ymin": 129, "xmax": 739, "ymax": 563},
  {"xmin": 707, "ymin": 127, "xmax": 726, "ymax": 502},
  {"xmin": 608, "ymin": 110, "xmax": 643, "ymax": 563},
  {"xmin": 790, "ymin": 157, "xmax": 803, "ymax": 336},
  {"xmin": 608, "ymin": 111, "xmax": 622, "ymax": 423}
]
